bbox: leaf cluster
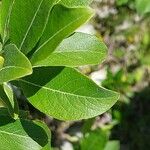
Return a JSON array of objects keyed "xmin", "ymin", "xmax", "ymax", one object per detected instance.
[{"xmin": 0, "ymin": 0, "xmax": 119, "ymax": 149}]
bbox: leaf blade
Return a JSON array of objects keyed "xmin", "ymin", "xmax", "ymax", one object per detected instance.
[
  {"xmin": 58, "ymin": 0, "xmax": 93, "ymax": 7},
  {"xmin": 0, "ymin": 44, "xmax": 32, "ymax": 84},
  {"xmin": 1, "ymin": 0, "xmax": 14, "ymax": 42},
  {"xmin": 17, "ymin": 67, "xmax": 119, "ymax": 121},
  {"xmin": 9, "ymin": 0, "xmax": 57, "ymax": 54},
  {"xmin": 0, "ymin": 116, "xmax": 51, "ymax": 150},
  {"xmin": 0, "ymin": 85, "xmax": 14, "ymax": 117},
  {"xmin": 135, "ymin": 0, "xmax": 150, "ymax": 15},
  {"xmin": 3, "ymin": 83, "xmax": 19, "ymax": 118},
  {"xmin": 31, "ymin": 5, "xmax": 94, "ymax": 65},
  {"xmin": 33, "ymin": 32, "xmax": 107, "ymax": 67}
]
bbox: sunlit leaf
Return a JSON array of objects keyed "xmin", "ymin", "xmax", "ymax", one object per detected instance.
[
  {"xmin": 16, "ymin": 67, "xmax": 119, "ymax": 121},
  {"xmin": 33, "ymin": 32, "xmax": 107, "ymax": 67}
]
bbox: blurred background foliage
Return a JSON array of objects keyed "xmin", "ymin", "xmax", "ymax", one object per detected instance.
[{"xmin": 0, "ymin": 0, "xmax": 149, "ymax": 150}]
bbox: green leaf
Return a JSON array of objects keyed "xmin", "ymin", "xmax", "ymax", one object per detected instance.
[
  {"xmin": 81, "ymin": 129, "xmax": 108, "ymax": 150},
  {"xmin": 116, "ymin": 0, "xmax": 128, "ymax": 6},
  {"xmin": 0, "ymin": 108, "xmax": 12, "ymax": 116},
  {"xmin": 7, "ymin": 0, "xmax": 57, "ymax": 54},
  {"xmin": 0, "ymin": 85, "xmax": 14, "ymax": 117},
  {"xmin": 33, "ymin": 32, "xmax": 107, "ymax": 67},
  {"xmin": 3, "ymin": 83, "xmax": 19, "ymax": 118},
  {"xmin": 0, "ymin": 44, "xmax": 32, "ymax": 84},
  {"xmin": 0, "ymin": 0, "xmax": 14, "ymax": 42},
  {"xmin": 135, "ymin": 0, "xmax": 150, "ymax": 15},
  {"xmin": 58, "ymin": 0, "xmax": 93, "ymax": 7},
  {"xmin": 0, "ymin": 116, "xmax": 51, "ymax": 150},
  {"xmin": 0, "ymin": 84, "xmax": 19, "ymax": 119},
  {"xmin": 0, "ymin": 56, "xmax": 4, "ymax": 68},
  {"xmin": 0, "ymin": 3, "xmax": 1, "ymax": 35},
  {"xmin": 0, "ymin": 107, "xmax": 29, "ymax": 119},
  {"xmin": 104, "ymin": 141, "xmax": 120, "ymax": 150},
  {"xmin": 82, "ymin": 118, "xmax": 95, "ymax": 135},
  {"xmin": 3, "ymin": 83, "xmax": 14, "ymax": 109},
  {"xmin": 0, "ymin": 99, "xmax": 5, "ymax": 107},
  {"xmin": 31, "ymin": 5, "xmax": 94, "ymax": 65},
  {"xmin": 141, "ymin": 53, "xmax": 150, "ymax": 65},
  {"xmin": 16, "ymin": 67, "xmax": 119, "ymax": 121}
]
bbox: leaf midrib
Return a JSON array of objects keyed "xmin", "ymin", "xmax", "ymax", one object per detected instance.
[
  {"xmin": 0, "ymin": 66, "xmax": 31, "ymax": 73},
  {"xmin": 3, "ymin": 0, "xmax": 16, "ymax": 41},
  {"xmin": 19, "ymin": 0, "xmax": 44, "ymax": 50},
  {"xmin": 0, "ymin": 129, "xmax": 32, "ymax": 139},
  {"xmin": 19, "ymin": 79, "xmax": 115, "ymax": 100}
]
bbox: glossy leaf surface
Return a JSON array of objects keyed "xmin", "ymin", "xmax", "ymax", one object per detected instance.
[
  {"xmin": 0, "ymin": 44, "xmax": 32, "ymax": 84},
  {"xmin": 17, "ymin": 67, "xmax": 119, "ymax": 121},
  {"xmin": 8, "ymin": 0, "xmax": 56, "ymax": 54},
  {"xmin": 0, "ymin": 116, "xmax": 51, "ymax": 150},
  {"xmin": 33, "ymin": 32, "xmax": 107, "ymax": 67},
  {"xmin": 31, "ymin": 5, "xmax": 93, "ymax": 65}
]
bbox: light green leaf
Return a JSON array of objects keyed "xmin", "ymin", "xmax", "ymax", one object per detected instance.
[
  {"xmin": 0, "ymin": 85, "xmax": 14, "ymax": 117},
  {"xmin": 141, "ymin": 53, "xmax": 150, "ymax": 65},
  {"xmin": 0, "ymin": 116, "xmax": 51, "ymax": 150},
  {"xmin": 81, "ymin": 129, "xmax": 108, "ymax": 150},
  {"xmin": 0, "ymin": 43, "xmax": 2, "ymax": 52},
  {"xmin": 0, "ymin": 56, "xmax": 4, "ymax": 68},
  {"xmin": 104, "ymin": 141, "xmax": 120, "ymax": 150},
  {"xmin": 0, "ymin": 3, "xmax": 1, "ymax": 35},
  {"xmin": 3, "ymin": 83, "xmax": 15, "ymax": 110},
  {"xmin": 116, "ymin": 0, "xmax": 128, "ymax": 6},
  {"xmin": 0, "ymin": 44, "xmax": 32, "ymax": 84},
  {"xmin": 58, "ymin": 0, "xmax": 93, "ymax": 7},
  {"xmin": 0, "ymin": 99, "xmax": 5, "ymax": 107},
  {"xmin": 31, "ymin": 5, "xmax": 94, "ymax": 65},
  {"xmin": 135, "ymin": 0, "xmax": 150, "ymax": 15},
  {"xmin": 0, "ymin": 85, "xmax": 20, "ymax": 119},
  {"xmin": 8, "ymin": 0, "xmax": 57, "ymax": 54},
  {"xmin": 3, "ymin": 83, "xmax": 19, "ymax": 118},
  {"xmin": 1, "ymin": 0, "xmax": 14, "ymax": 42},
  {"xmin": 17, "ymin": 67, "xmax": 119, "ymax": 121},
  {"xmin": 33, "ymin": 32, "xmax": 107, "ymax": 67}
]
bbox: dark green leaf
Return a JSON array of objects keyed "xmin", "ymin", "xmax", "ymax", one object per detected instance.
[
  {"xmin": 0, "ymin": 107, "xmax": 12, "ymax": 117},
  {"xmin": 0, "ymin": 116, "xmax": 51, "ymax": 150},
  {"xmin": 0, "ymin": 107, "xmax": 29, "ymax": 119}
]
